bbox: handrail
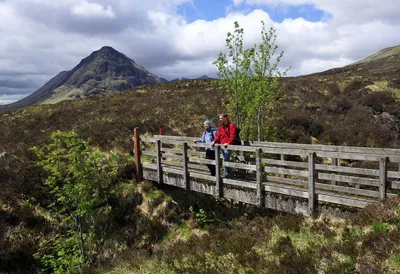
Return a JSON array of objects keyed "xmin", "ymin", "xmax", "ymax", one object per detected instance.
[
  {"xmin": 133, "ymin": 133, "xmax": 400, "ymax": 215},
  {"xmin": 151, "ymin": 134, "xmax": 400, "ymax": 156}
]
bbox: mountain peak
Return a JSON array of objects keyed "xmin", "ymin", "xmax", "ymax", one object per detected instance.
[{"xmin": 0, "ymin": 47, "xmax": 161, "ymax": 111}]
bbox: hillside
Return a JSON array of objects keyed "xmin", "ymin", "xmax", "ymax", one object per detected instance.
[
  {"xmin": 1, "ymin": 45, "xmax": 400, "ymax": 273},
  {"xmin": 305, "ymin": 45, "xmax": 400, "ymax": 96},
  {"xmin": 0, "ymin": 46, "xmax": 161, "ymax": 111}
]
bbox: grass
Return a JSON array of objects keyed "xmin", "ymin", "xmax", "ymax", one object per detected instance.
[{"xmin": 366, "ymin": 80, "xmax": 400, "ymax": 98}]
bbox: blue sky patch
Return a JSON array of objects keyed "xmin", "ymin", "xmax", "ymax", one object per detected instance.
[{"xmin": 177, "ymin": 0, "xmax": 332, "ymax": 23}]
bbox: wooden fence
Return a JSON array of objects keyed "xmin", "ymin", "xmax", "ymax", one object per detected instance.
[{"xmin": 132, "ymin": 128, "xmax": 400, "ymax": 216}]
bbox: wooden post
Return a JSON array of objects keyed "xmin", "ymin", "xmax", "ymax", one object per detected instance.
[
  {"xmin": 331, "ymin": 158, "xmax": 338, "ymax": 185},
  {"xmin": 215, "ymin": 145, "xmax": 222, "ymax": 197},
  {"xmin": 280, "ymin": 154, "xmax": 286, "ymax": 178},
  {"xmin": 156, "ymin": 140, "xmax": 163, "ymax": 184},
  {"xmin": 182, "ymin": 142, "xmax": 189, "ymax": 190},
  {"xmin": 308, "ymin": 152, "xmax": 316, "ymax": 216},
  {"xmin": 256, "ymin": 148, "xmax": 264, "ymax": 207},
  {"xmin": 133, "ymin": 127, "xmax": 142, "ymax": 181},
  {"xmin": 379, "ymin": 157, "xmax": 388, "ymax": 201}
]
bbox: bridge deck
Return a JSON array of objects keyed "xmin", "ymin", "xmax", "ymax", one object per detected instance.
[{"xmin": 132, "ymin": 131, "xmax": 400, "ymax": 216}]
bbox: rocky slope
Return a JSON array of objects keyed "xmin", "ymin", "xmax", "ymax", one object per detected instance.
[{"xmin": 0, "ymin": 46, "xmax": 161, "ymax": 111}]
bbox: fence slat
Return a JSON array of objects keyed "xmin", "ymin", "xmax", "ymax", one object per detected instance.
[
  {"xmin": 156, "ymin": 140, "xmax": 163, "ymax": 184},
  {"xmin": 182, "ymin": 142, "xmax": 189, "ymax": 190},
  {"xmin": 308, "ymin": 152, "xmax": 316, "ymax": 215},
  {"xmin": 256, "ymin": 148, "xmax": 264, "ymax": 207},
  {"xmin": 134, "ymin": 127, "xmax": 142, "ymax": 181},
  {"xmin": 379, "ymin": 157, "xmax": 388, "ymax": 200},
  {"xmin": 215, "ymin": 145, "xmax": 222, "ymax": 198}
]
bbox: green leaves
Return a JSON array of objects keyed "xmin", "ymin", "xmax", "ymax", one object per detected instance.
[
  {"xmin": 32, "ymin": 131, "xmax": 116, "ymax": 273},
  {"xmin": 213, "ymin": 21, "xmax": 290, "ymax": 141}
]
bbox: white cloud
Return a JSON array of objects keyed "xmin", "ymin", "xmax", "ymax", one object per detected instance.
[
  {"xmin": 0, "ymin": 0, "xmax": 400, "ymax": 104},
  {"xmin": 70, "ymin": 1, "xmax": 115, "ymax": 19}
]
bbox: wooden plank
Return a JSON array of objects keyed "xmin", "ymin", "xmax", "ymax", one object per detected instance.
[
  {"xmin": 219, "ymin": 144, "xmax": 256, "ymax": 152},
  {"xmin": 189, "ymin": 171, "xmax": 215, "ymax": 181},
  {"xmin": 317, "ymin": 193, "xmax": 371, "ymax": 208},
  {"xmin": 318, "ymin": 173, "xmax": 379, "ymax": 187},
  {"xmin": 331, "ymin": 158, "xmax": 338, "ymax": 185},
  {"xmin": 134, "ymin": 127, "xmax": 142, "ymax": 181},
  {"xmin": 162, "ymin": 153, "xmax": 182, "ymax": 160},
  {"xmin": 263, "ymin": 166, "xmax": 309, "ymax": 177},
  {"xmin": 154, "ymin": 135, "xmax": 194, "ymax": 141},
  {"xmin": 156, "ymin": 140, "xmax": 163, "ymax": 184},
  {"xmin": 162, "ymin": 166, "xmax": 184, "ymax": 175},
  {"xmin": 267, "ymin": 176, "xmax": 387, "ymax": 198},
  {"xmin": 251, "ymin": 141, "xmax": 400, "ymax": 156},
  {"xmin": 161, "ymin": 148, "xmax": 204, "ymax": 157},
  {"xmin": 189, "ymin": 157, "xmax": 216, "ymax": 165},
  {"xmin": 162, "ymin": 160, "xmax": 182, "ymax": 167},
  {"xmin": 142, "ymin": 151, "xmax": 157, "ymax": 157},
  {"xmin": 182, "ymin": 142, "xmax": 189, "ymax": 190},
  {"xmin": 215, "ymin": 145, "xmax": 222, "ymax": 198},
  {"xmin": 380, "ymin": 157, "xmax": 388, "ymax": 200},
  {"xmin": 223, "ymin": 178, "xmax": 257, "ymax": 189},
  {"xmin": 316, "ymin": 164, "xmax": 379, "ymax": 177},
  {"xmin": 263, "ymin": 184, "xmax": 308, "ymax": 198},
  {"xmin": 262, "ymin": 158, "xmax": 308, "ymax": 168},
  {"xmin": 316, "ymin": 151, "xmax": 381, "ymax": 161},
  {"xmin": 142, "ymin": 163, "xmax": 157, "ymax": 170},
  {"xmin": 261, "ymin": 147, "xmax": 309, "ymax": 156},
  {"xmin": 140, "ymin": 137, "xmax": 157, "ymax": 143},
  {"xmin": 388, "ymin": 171, "xmax": 400, "ymax": 179},
  {"xmin": 256, "ymin": 148, "xmax": 264, "ymax": 206},
  {"xmin": 308, "ymin": 152, "xmax": 316, "ymax": 215},
  {"xmin": 223, "ymin": 161, "xmax": 257, "ymax": 171}
]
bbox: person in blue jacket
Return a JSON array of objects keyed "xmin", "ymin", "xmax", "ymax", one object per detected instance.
[{"xmin": 194, "ymin": 120, "xmax": 217, "ymax": 176}]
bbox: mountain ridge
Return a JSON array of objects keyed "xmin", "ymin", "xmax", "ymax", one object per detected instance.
[{"xmin": 0, "ymin": 46, "xmax": 161, "ymax": 111}]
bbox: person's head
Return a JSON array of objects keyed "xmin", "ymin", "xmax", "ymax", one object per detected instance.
[
  {"xmin": 219, "ymin": 113, "xmax": 230, "ymax": 126},
  {"xmin": 203, "ymin": 119, "xmax": 212, "ymax": 130}
]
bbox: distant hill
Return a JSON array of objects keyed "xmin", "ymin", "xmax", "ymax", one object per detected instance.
[
  {"xmin": 0, "ymin": 46, "xmax": 161, "ymax": 111},
  {"xmin": 197, "ymin": 75, "xmax": 211, "ymax": 79},
  {"xmin": 308, "ymin": 45, "xmax": 400, "ymax": 79},
  {"xmin": 171, "ymin": 77, "xmax": 190, "ymax": 82},
  {"xmin": 170, "ymin": 75, "xmax": 213, "ymax": 82}
]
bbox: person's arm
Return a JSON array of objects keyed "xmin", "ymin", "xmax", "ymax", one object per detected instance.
[
  {"xmin": 194, "ymin": 131, "xmax": 206, "ymax": 143},
  {"xmin": 227, "ymin": 123, "xmax": 236, "ymax": 145},
  {"xmin": 210, "ymin": 128, "xmax": 221, "ymax": 146}
]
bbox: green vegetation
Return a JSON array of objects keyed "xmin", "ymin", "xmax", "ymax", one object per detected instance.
[
  {"xmin": 32, "ymin": 132, "xmax": 116, "ymax": 273},
  {"xmin": 214, "ymin": 21, "xmax": 289, "ymax": 141},
  {"xmin": 1, "ymin": 41, "xmax": 400, "ymax": 273}
]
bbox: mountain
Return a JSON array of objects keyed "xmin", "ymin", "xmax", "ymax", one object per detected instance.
[
  {"xmin": 0, "ymin": 46, "xmax": 161, "ymax": 111},
  {"xmin": 160, "ymin": 78, "xmax": 169, "ymax": 83},
  {"xmin": 308, "ymin": 45, "xmax": 400, "ymax": 79},
  {"xmin": 197, "ymin": 75, "xmax": 211, "ymax": 79},
  {"xmin": 171, "ymin": 77, "xmax": 190, "ymax": 82}
]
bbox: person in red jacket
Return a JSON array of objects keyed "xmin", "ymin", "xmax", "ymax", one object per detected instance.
[{"xmin": 210, "ymin": 113, "xmax": 237, "ymax": 179}]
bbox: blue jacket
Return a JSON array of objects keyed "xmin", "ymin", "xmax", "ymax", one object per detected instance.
[{"xmin": 197, "ymin": 127, "xmax": 216, "ymax": 151}]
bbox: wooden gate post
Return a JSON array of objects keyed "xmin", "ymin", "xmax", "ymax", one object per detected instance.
[
  {"xmin": 256, "ymin": 148, "xmax": 264, "ymax": 207},
  {"xmin": 308, "ymin": 152, "xmax": 316, "ymax": 216},
  {"xmin": 156, "ymin": 139, "xmax": 163, "ymax": 184},
  {"xmin": 215, "ymin": 145, "xmax": 222, "ymax": 198},
  {"xmin": 133, "ymin": 127, "xmax": 142, "ymax": 181},
  {"xmin": 379, "ymin": 157, "xmax": 388, "ymax": 201},
  {"xmin": 182, "ymin": 142, "xmax": 189, "ymax": 190}
]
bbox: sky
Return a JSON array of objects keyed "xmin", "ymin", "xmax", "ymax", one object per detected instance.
[{"xmin": 0, "ymin": 0, "xmax": 399, "ymax": 104}]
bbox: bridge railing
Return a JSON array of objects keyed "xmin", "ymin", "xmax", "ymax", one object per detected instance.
[{"xmin": 132, "ymin": 129, "xmax": 400, "ymax": 215}]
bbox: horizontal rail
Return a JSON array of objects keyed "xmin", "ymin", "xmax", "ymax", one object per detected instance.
[{"xmin": 251, "ymin": 141, "xmax": 400, "ymax": 156}]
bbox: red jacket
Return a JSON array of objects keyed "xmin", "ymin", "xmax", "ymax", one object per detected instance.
[{"xmin": 214, "ymin": 123, "xmax": 237, "ymax": 145}]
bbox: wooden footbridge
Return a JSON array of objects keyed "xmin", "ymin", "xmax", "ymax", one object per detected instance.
[{"xmin": 132, "ymin": 128, "xmax": 400, "ymax": 216}]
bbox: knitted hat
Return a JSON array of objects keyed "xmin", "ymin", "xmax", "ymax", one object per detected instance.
[{"xmin": 204, "ymin": 120, "xmax": 211, "ymax": 126}]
